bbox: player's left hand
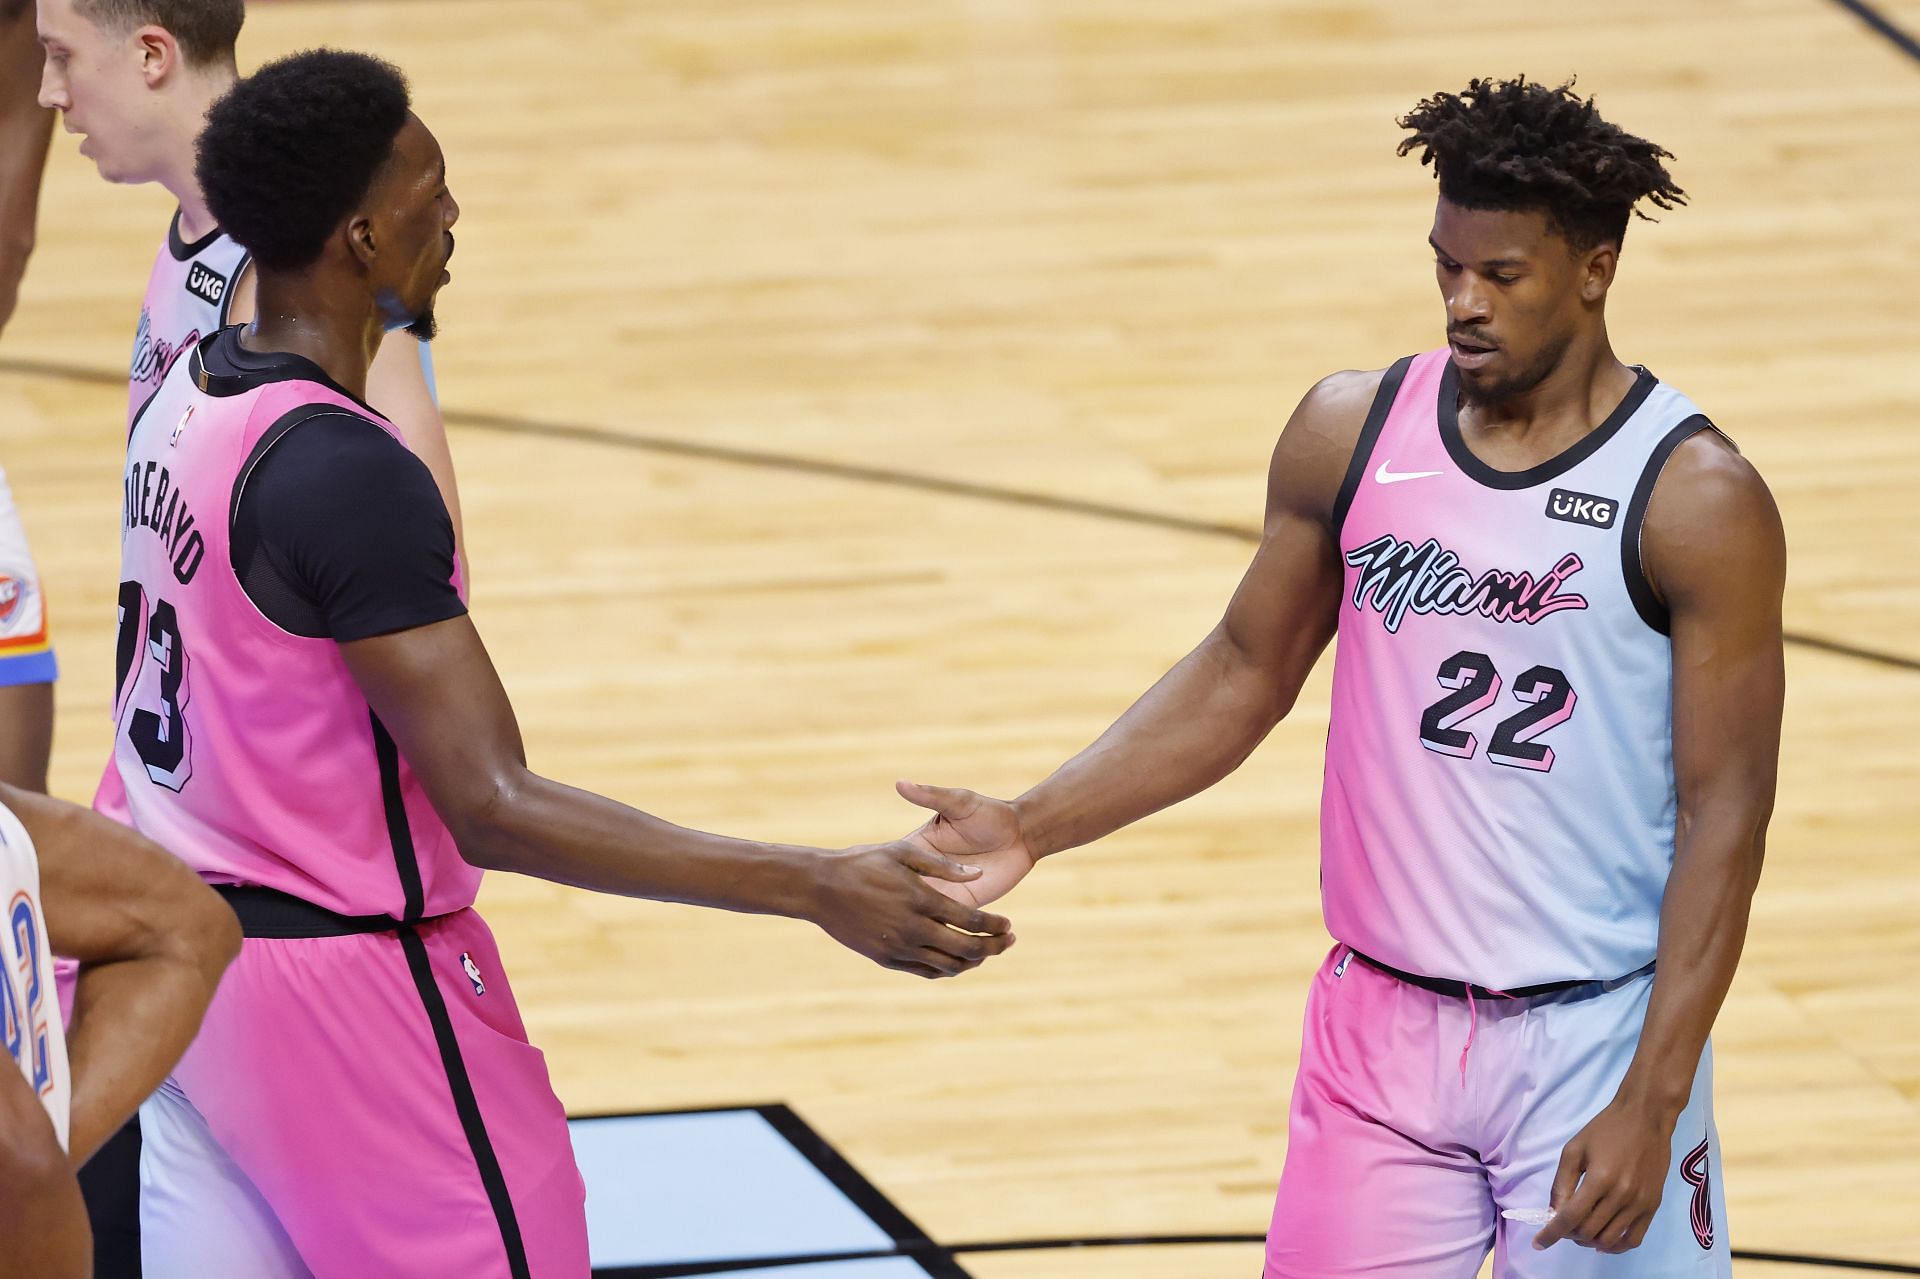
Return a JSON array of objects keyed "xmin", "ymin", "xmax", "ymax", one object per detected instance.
[{"xmin": 1532, "ymin": 1096, "xmax": 1675, "ymax": 1253}]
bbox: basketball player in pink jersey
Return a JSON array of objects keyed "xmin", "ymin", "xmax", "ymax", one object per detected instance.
[
  {"xmin": 32, "ymin": 0, "xmax": 466, "ymax": 553},
  {"xmin": 897, "ymin": 79, "xmax": 1784, "ymax": 1276},
  {"xmin": 113, "ymin": 49, "xmax": 1012, "ymax": 1279},
  {"xmin": 0, "ymin": 781, "xmax": 237, "ymax": 1278},
  {"xmin": 32, "ymin": 3, "xmax": 467, "ymax": 1261}
]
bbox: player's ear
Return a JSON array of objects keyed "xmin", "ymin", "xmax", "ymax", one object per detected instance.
[
  {"xmin": 134, "ymin": 26, "xmax": 182, "ymax": 88},
  {"xmin": 346, "ymin": 216, "xmax": 378, "ymax": 270},
  {"xmin": 1580, "ymin": 241, "xmax": 1618, "ymax": 304}
]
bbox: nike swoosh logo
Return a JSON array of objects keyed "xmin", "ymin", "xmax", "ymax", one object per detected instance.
[{"xmin": 1375, "ymin": 461, "xmax": 1444, "ymax": 485}]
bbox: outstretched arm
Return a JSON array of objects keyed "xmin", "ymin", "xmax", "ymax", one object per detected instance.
[
  {"xmin": 900, "ymin": 370, "xmax": 1377, "ymax": 902},
  {"xmin": 340, "ymin": 617, "xmax": 1013, "ymax": 978},
  {"xmin": 0, "ymin": 0, "xmax": 52, "ymax": 337},
  {"xmin": 2, "ymin": 782, "xmax": 242, "ymax": 1167},
  {"xmin": 1534, "ymin": 432, "xmax": 1785, "ymax": 1254}
]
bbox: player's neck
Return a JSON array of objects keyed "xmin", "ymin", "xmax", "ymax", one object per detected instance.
[
  {"xmin": 1455, "ymin": 330, "xmax": 1636, "ymax": 444},
  {"xmin": 241, "ymin": 275, "xmax": 383, "ymax": 401},
  {"xmin": 158, "ymin": 68, "xmax": 238, "ymax": 244}
]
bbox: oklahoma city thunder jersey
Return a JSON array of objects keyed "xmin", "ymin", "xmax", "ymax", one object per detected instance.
[
  {"xmin": 129, "ymin": 210, "xmax": 250, "ymax": 427},
  {"xmin": 0, "ymin": 799, "xmax": 70, "ymax": 1151},
  {"xmin": 1322, "ymin": 348, "xmax": 1719, "ymax": 989},
  {"xmin": 95, "ymin": 334, "xmax": 478, "ymax": 921}
]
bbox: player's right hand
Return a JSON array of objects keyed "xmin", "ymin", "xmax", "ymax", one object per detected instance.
[
  {"xmin": 894, "ymin": 781, "xmax": 1037, "ymax": 907},
  {"xmin": 805, "ymin": 842, "xmax": 1015, "ymax": 979}
]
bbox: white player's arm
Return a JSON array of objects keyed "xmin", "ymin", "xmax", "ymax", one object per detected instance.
[
  {"xmin": 0, "ymin": 1054, "xmax": 88, "ymax": 1278},
  {"xmin": 0, "ymin": 783, "xmax": 241, "ymax": 1166},
  {"xmin": 894, "ymin": 371, "xmax": 1373, "ymax": 905},
  {"xmin": 0, "ymin": 0, "xmax": 53, "ymax": 337},
  {"xmin": 366, "ymin": 336, "xmax": 467, "ymax": 566},
  {"xmin": 1534, "ymin": 433, "xmax": 1784, "ymax": 1255},
  {"xmin": 338, "ymin": 618, "xmax": 1013, "ymax": 979},
  {"xmin": 227, "ymin": 265, "xmax": 469, "ymax": 564}
]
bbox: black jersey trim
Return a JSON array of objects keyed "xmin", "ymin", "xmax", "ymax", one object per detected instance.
[
  {"xmin": 166, "ymin": 208, "xmax": 226, "ymax": 262},
  {"xmin": 190, "ymin": 327, "xmax": 381, "ymax": 417},
  {"xmin": 398, "ymin": 924, "xmax": 533, "ymax": 1279},
  {"xmin": 371, "ymin": 712, "xmax": 428, "ymax": 923},
  {"xmin": 1438, "ymin": 362, "xmax": 1658, "ymax": 491},
  {"xmin": 1329, "ymin": 357, "xmax": 1414, "ymax": 533},
  {"xmin": 1620, "ymin": 414, "xmax": 1719, "ymax": 635}
]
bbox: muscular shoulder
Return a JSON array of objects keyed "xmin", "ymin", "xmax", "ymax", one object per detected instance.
[
  {"xmin": 1642, "ymin": 430, "xmax": 1785, "ymax": 614},
  {"xmin": 1266, "ymin": 367, "xmax": 1390, "ymax": 528}
]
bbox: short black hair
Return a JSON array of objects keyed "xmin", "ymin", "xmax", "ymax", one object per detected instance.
[
  {"xmin": 197, "ymin": 49, "xmax": 411, "ymax": 270},
  {"xmin": 76, "ymin": 0, "xmax": 243, "ymax": 68},
  {"xmin": 1397, "ymin": 77, "xmax": 1685, "ymax": 252}
]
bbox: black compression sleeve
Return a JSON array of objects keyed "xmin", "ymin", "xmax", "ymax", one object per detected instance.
[{"xmin": 231, "ymin": 410, "xmax": 465, "ymax": 642}]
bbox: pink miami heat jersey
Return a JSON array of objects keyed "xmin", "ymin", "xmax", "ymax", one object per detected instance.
[
  {"xmin": 0, "ymin": 799, "xmax": 70, "ymax": 1151},
  {"xmin": 1322, "ymin": 349, "xmax": 1721, "ymax": 989},
  {"xmin": 129, "ymin": 211, "xmax": 250, "ymax": 427},
  {"xmin": 96, "ymin": 334, "xmax": 477, "ymax": 921}
]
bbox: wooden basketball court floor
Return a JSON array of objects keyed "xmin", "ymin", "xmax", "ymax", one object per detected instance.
[{"xmin": 3, "ymin": 0, "xmax": 1918, "ymax": 1273}]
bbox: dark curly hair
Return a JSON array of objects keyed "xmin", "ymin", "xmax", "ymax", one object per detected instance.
[
  {"xmin": 196, "ymin": 49, "xmax": 411, "ymax": 270},
  {"xmin": 1397, "ymin": 77, "xmax": 1685, "ymax": 251},
  {"xmin": 74, "ymin": 0, "xmax": 243, "ymax": 69}
]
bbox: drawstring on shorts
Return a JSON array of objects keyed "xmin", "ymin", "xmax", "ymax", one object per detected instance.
[{"xmin": 1459, "ymin": 982, "xmax": 1515, "ymax": 1087}]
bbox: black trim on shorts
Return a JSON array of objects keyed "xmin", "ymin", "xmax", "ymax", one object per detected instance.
[
  {"xmin": 1347, "ymin": 948, "xmax": 1652, "ymax": 1001},
  {"xmin": 1621, "ymin": 414, "xmax": 1720, "ymax": 635},
  {"xmin": 371, "ymin": 713, "xmax": 427, "ymax": 922},
  {"xmin": 1438, "ymin": 361, "xmax": 1658, "ymax": 491},
  {"xmin": 399, "ymin": 924, "xmax": 532, "ymax": 1279},
  {"xmin": 1329, "ymin": 356, "xmax": 1414, "ymax": 534},
  {"xmin": 213, "ymin": 884, "xmax": 398, "ymax": 938}
]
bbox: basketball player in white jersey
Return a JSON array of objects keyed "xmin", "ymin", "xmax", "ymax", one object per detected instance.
[
  {"xmin": 0, "ymin": 0, "xmax": 58, "ymax": 797},
  {"xmin": 0, "ymin": 781, "xmax": 237, "ymax": 1278},
  {"xmin": 32, "ymin": 0, "xmax": 465, "ymax": 553},
  {"xmin": 896, "ymin": 78, "xmax": 1784, "ymax": 1276}
]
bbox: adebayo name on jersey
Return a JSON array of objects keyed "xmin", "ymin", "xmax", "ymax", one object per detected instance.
[{"xmin": 123, "ymin": 458, "xmax": 205, "ymax": 584}]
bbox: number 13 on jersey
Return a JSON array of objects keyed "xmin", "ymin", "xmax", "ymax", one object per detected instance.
[{"xmin": 115, "ymin": 580, "xmax": 196, "ymax": 791}]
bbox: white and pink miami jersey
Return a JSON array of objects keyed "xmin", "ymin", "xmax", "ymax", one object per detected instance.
[
  {"xmin": 95, "ymin": 335, "xmax": 478, "ymax": 921},
  {"xmin": 0, "ymin": 799, "xmax": 70, "ymax": 1151},
  {"xmin": 128, "ymin": 210, "xmax": 250, "ymax": 427},
  {"xmin": 1322, "ymin": 348, "xmax": 1722, "ymax": 990}
]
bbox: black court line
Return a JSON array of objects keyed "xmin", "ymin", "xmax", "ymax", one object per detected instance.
[
  {"xmin": 8, "ymin": 357, "xmax": 1920, "ymax": 675},
  {"xmin": 1826, "ymin": 0, "xmax": 1920, "ymax": 61},
  {"xmin": 593, "ymin": 1235, "xmax": 1920, "ymax": 1277},
  {"xmin": 574, "ymin": 1109, "xmax": 1920, "ymax": 1277},
  {"xmin": 582, "ymin": 1104, "xmax": 970, "ymax": 1279}
]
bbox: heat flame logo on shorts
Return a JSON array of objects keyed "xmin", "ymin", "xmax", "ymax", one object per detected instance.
[{"xmin": 1680, "ymin": 1136, "xmax": 1714, "ymax": 1251}]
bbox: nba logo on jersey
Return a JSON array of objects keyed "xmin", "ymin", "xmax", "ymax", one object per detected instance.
[
  {"xmin": 172, "ymin": 404, "xmax": 195, "ymax": 446},
  {"xmin": 461, "ymin": 952, "xmax": 486, "ymax": 996}
]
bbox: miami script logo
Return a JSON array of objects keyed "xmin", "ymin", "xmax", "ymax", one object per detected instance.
[{"xmin": 1344, "ymin": 533, "xmax": 1588, "ymax": 634}]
